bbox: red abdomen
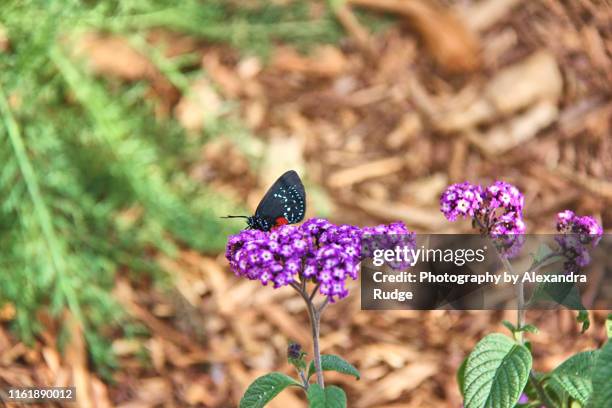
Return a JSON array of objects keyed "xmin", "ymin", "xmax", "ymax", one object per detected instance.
[{"xmin": 272, "ymin": 217, "xmax": 289, "ymax": 229}]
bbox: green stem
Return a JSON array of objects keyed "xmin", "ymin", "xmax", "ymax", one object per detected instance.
[
  {"xmin": 127, "ymin": 34, "xmax": 190, "ymax": 92},
  {"xmin": 0, "ymin": 85, "xmax": 83, "ymax": 324},
  {"xmin": 307, "ymin": 301, "xmax": 325, "ymax": 388},
  {"xmin": 498, "ymin": 254, "xmax": 525, "ymax": 343},
  {"xmin": 291, "ymin": 281, "xmax": 325, "ymax": 388},
  {"xmin": 298, "ymin": 369, "xmax": 309, "ymax": 389},
  {"xmin": 494, "ymin": 246, "xmax": 558, "ymax": 408}
]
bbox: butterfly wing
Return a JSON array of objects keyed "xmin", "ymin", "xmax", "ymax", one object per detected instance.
[{"xmin": 255, "ymin": 170, "xmax": 306, "ymax": 227}]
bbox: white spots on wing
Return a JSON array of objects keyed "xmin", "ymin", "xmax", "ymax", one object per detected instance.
[{"xmin": 268, "ymin": 185, "xmax": 305, "ymax": 223}]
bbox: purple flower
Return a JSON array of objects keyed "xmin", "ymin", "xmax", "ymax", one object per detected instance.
[
  {"xmin": 556, "ymin": 210, "xmax": 575, "ymax": 231},
  {"xmin": 555, "ymin": 211, "xmax": 603, "ymax": 273},
  {"xmin": 362, "ymin": 223, "xmax": 417, "ymax": 269},
  {"xmin": 480, "ymin": 181, "xmax": 526, "ymax": 236},
  {"xmin": 440, "ymin": 181, "xmax": 526, "ymax": 234},
  {"xmin": 440, "ymin": 182, "xmax": 483, "ymax": 222},
  {"xmin": 483, "ymin": 181, "xmax": 524, "ymax": 213},
  {"xmin": 440, "ymin": 181, "xmax": 526, "ymax": 257},
  {"xmin": 556, "ymin": 211, "xmax": 603, "ymax": 245},
  {"xmin": 226, "ymin": 218, "xmax": 412, "ymax": 301}
]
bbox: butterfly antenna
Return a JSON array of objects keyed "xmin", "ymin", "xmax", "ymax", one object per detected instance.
[{"xmin": 221, "ymin": 215, "xmax": 249, "ymax": 219}]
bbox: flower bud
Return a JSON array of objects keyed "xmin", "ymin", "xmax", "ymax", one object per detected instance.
[
  {"xmin": 287, "ymin": 342, "xmax": 302, "ymax": 360},
  {"xmin": 287, "ymin": 342, "xmax": 306, "ymax": 371}
]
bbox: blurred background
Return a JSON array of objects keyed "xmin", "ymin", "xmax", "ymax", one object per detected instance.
[{"xmin": 0, "ymin": 0, "xmax": 610, "ymax": 406}]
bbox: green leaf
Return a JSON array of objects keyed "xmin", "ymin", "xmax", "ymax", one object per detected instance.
[
  {"xmin": 307, "ymin": 384, "xmax": 347, "ymax": 408},
  {"xmin": 239, "ymin": 372, "xmax": 301, "ymax": 408},
  {"xmin": 520, "ymin": 324, "xmax": 539, "ymax": 334},
  {"xmin": 504, "ymin": 321, "xmax": 538, "ymax": 335},
  {"xmin": 529, "ymin": 279, "xmax": 590, "ymax": 332},
  {"xmin": 464, "ymin": 333, "xmax": 532, "ymax": 408},
  {"xmin": 457, "ymin": 357, "xmax": 468, "ymax": 397},
  {"xmin": 533, "ymin": 243, "xmax": 553, "ymax": 263},
  {"xmin": 549, "ymin": 351, "xmax": 598, "ymax": 405},
  {"xmin": 307, "ymin": 355, "xmax": 360, "ymax": 380},
  {"xmin": 529, "ymin": 280, "xmax": 584, "ymax": 310},
  {"xmin": 522, "ymin": 371, "xmax": 542, "ymax": 401},
  {"xmin": 589, "ymin": 340, "xmax": 612, "ymax": 408},
  {"xmin": 577, "ymin": 310, "xmax": 590, "ymax": 333},
  {"xmin": 289, "ymin": 356, "xmax": 307, "ymax": 371},
  {"xmin": 502, "ymin": 320, "xmax": 517, "ymax": 334},
  {"xmin": 605, "ymin": 314, "xmax": 612, "ymax": 339},
  {"xmin": 544, "ymin": 373, "xmax": 569, "ymax": 407}
]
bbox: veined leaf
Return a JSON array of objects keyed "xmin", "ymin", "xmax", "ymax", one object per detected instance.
[
  {"xmin": 307, "ymin": 384, "xmax": 347, "ymax": 408},
  {"xmin": 550, "ymin": 350, "xmax": 598, "ymax": 405},
  {"xmin": 239, "ymin": 372, "xmax": 301, "ymax": 408},
  {"xmin": 589, "ymin": 341, "xmax": 612, "ymax": 408},
  {"xmin": 308, "ymin": 355, "xmax": 360, "ymax": 380},
  {"xmin": 464, "ymin": 333, "xmax": 532, "ymax": 408},
  {"xmin": 528, "ymin": 280, "xmax": 584, "ymax": 310},
  {"xmin": 528, "ymin": 279, "xmax": 590, "ymax": 332}
]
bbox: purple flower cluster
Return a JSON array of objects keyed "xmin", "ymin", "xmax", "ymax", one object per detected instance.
[
  {"xmin": 440, "ymin": 181, "xmax": 526, "ymax": 257},
  {"xmin": 362, "ymin": 223, "xmax": 416, "ymax": 269},
  {"xmin": 440, "ymin": 182, "xmax": 483, "ymax": 222},
  {"xmin": 556, "ymin": 210, "xmax": 603, "ymax": 241},
  {"xmin": 555, "ymin": 210, "xmax": 603, "ymax": 273},
  {"xmin": 301, "ymin": 218, "xmax": 363, "ymax": 299},
  {"xmin": 440, "ymin": 181, "xmax": 525, "ymax": 235},
  {"xmin": 482, "ymin": 181, "xmax": 525, "ymax": 236},
  {"xmin": 226, "ymin": 218, "xmax": 411, "ymax": 301}
]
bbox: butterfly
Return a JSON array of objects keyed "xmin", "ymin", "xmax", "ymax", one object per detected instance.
[{"xmin": 223, "ymin": 170, "xmax": 306, "ymax": 231}]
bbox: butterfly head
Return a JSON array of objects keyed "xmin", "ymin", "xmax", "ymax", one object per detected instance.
[{"xmin": 246, "ymin": 215, "xmax": 272, "ymax": 231}]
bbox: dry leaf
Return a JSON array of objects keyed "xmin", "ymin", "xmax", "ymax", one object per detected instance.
[
  {"xmin": 74, "ymin": 33, "xmax": 156, "ymax": 80},
  {"xmin": 350, "ymin": 0, "xmax": 481, "ymax": 73},
  {"xmin": 260, "ymin": 136, "xmax": 305, "ymax": 191},
  {"xmin": 112, "ymin": 339, "xmax": 142, "ymax": 357},
  {"xmin": 437, "ymin": 50, "xmax": 562, "ymax": 132},
  {"xmin": 402, "ymin": 173, "xmax": 448, "ymax": 206},
  {"xmin": 460, "ymin": 0, "xmax": 523, "ymax": 32},
  {"xmin": 272, "ymin": 45, "xmax": 349, "ymax": 77},
  {"xmin": 468, "ymin": 100, "xmax": 559, "ymax": 155},
  {"xmin": 0, "ymin": 302, "xmax": 16, "ymax": 321},
  {"xmin": 64, "ymin": 313, "xmax": 94, "ymax": 408},
  {"xmin": 354, "ymin": 197, "xmax": 450, "ymax": 231},
  {"xmin": 485, "ymin": 51, "xmax": 562, "ymax": 114},
  {"xmin": 328, "ymin": 157, "xmax": 405, "ymax": 188}
]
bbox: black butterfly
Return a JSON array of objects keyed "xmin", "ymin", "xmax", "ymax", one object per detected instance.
[{"xmin": 224, "ymin": 170, "xmax": 306, "ymax": 231}]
